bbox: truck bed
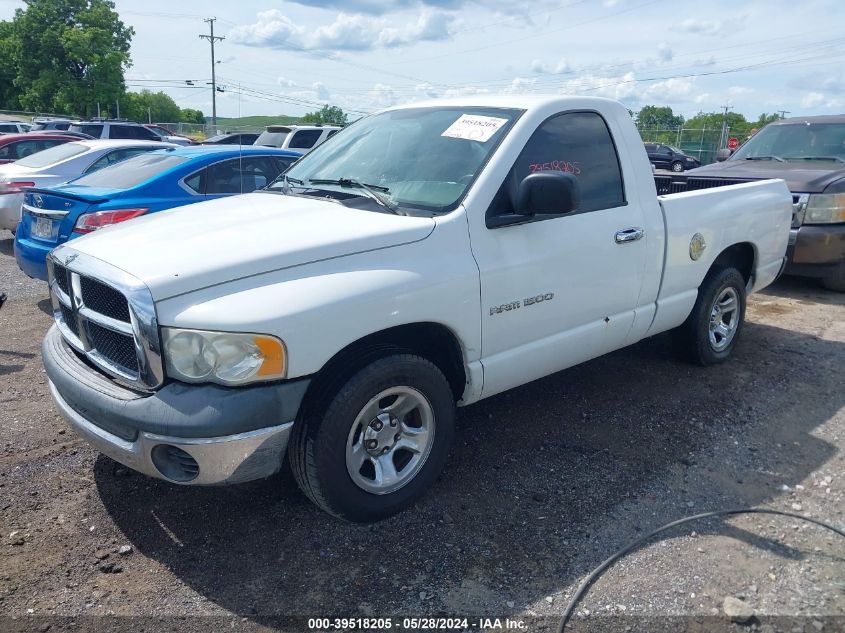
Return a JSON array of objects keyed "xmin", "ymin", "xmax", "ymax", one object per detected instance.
[{"xmin": 646, "ymin": 178, "xmax": 793, "ymax": 336}]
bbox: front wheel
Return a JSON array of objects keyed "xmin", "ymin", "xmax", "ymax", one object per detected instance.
[
  {"xmin": 289, "ymin": 354, "xmax": 455, "ymax": 522},
  {"xmin": 677, "ymin": 267, "xmax": 747, "ymax": 365},
  {"xmin": 671, "ymin": 161, "xmax": 684, "ymax": 172}
]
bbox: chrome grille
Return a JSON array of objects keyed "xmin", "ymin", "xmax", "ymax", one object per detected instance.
[
  {"xmin": 87, "ymin": 321, "xmax": 138, "ymax": 373},
  {"xmin": 791, "ymin": 193, "xmax": 808, "ymax": 229},
  {"xmin": 53, "ymin": 262, "xmax": 71, "ymax": 296},
  {"xmin": 80, "ymin": 276, "xmax": 132, "ymax": 322},
  {"xmin": 59, "ymin": 304, "xmax": 79, "ymax": 338},
  {"xmin": 47, "ymin": 249, "xmax": 163, "ymax": 390}
]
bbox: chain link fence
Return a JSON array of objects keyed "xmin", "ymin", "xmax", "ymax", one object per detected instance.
[
  {"xmin": 636, "ymin": 125, "xmax": 732, "ymax": 166},
  {"xmin": 157, "ymin": 122, "xmax": 268, "ymax": 140}
]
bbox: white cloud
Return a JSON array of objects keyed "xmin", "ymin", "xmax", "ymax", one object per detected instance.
[
  {"xmin": 312, "ymin": 81, "xmax": 331, "ymax": 100},
  {"xmin": 230, "ymin": 9, "xmax": 453, "ymax": 52},
  {"xmin": 503, "ymin": 77, "xmax": 537, "ymax": 93},
  {"xmin": 531, "ymin": 58, "xmax": 572, "ymax": 75},
  {"xmin": 802, "ymin": 92, "xmax": 825, "ymax": 108},
  {"xmin": 277, "ymin": 76, "xmax": 298, "ymax": 87},
  {"xmin": 680, "ymin": 18, "xmax": 724, "ymax": 36},
  {"xmin": 657, "ymin": 43, "xmax": 672, "ymax": 63}
]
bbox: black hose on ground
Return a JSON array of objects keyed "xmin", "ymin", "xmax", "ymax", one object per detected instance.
[{"xmin": 558, "ymin": 508, "xmax": 845, "ymax": 632}]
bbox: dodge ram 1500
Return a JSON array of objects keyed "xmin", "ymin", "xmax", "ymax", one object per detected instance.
[{"xmin": 42, "ymin": 96, "xmax": 793, "ymax": 521}]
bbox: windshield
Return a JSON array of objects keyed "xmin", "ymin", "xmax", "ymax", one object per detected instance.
[
  {"xmin": 70, "ymin": 152, "xmax": 189, "ymax": 189},
  {"xmin": 15, "ymin": 142, "xmax": 88, "ymax": 168},
  {"xmin": 731, "ymin": 122, "xmax": 845, "ymax": 161},
  {"xmin": 271, "ymin": 106, "xmax": 521, "ymax": 214}
]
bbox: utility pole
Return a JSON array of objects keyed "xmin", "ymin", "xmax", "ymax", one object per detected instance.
[
  {"xmin": 199, "ymin": 17, "xmax": 225, "ymax": 127},
  {"xmin": 777, "ymin": 110, "xmax": 791, "ymax": 120},
  {"xmin": 719, "ymin": 104, "xmax": 731, "ymax": 149}
]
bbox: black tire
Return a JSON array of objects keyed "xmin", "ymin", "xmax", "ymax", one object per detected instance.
[
  {"xmin": 677, "ymin": 266, "xmax": 747, "ymax": 366},
  {"xmin": 822, "ymin": 262, "xmax": 845, "ymax": 292},
  {"xmin": 671, "ymin": 161, "xmax": 684, "ymax": 172},
  {"xmin": 289, "ymin": 354, "xmax": 455, "ymax": 522}
]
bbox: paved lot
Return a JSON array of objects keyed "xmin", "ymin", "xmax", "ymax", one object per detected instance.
[{"xmin": 1, "ymin": 228, "xmax": 843, "ymax": 632}]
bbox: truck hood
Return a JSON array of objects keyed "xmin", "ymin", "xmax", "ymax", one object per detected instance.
[
  {"xmin": 58, "ymin": 192, "xmax": 436, "ymax": 300},
  {"xmin": 686, "ymin": 159, "xmax": 845, "ymax": 193}
]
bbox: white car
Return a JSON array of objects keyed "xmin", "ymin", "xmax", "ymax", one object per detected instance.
[
  {"xmin": 254, "ymin": 124, "xmax": 340, "ymax": 153},
  {"xmin": 42, "ymin": 96, "xmax": 792, "ymax": 521},
  {"xmin": 0, "ymin": 139, "xmax": 175, "ymax": 232},
  {"xmin": 0, "ymin": 120, "xmax": 32, "ymax": 134}
]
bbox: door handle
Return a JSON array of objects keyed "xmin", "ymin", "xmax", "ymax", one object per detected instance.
[{"xmin": 615, "ymin": 227, "xmax": 644, "ymax": 244}]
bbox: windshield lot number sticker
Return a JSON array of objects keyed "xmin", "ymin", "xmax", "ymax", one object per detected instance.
[{"xmin": 442, "ymin": 114, "xmax": 508, "ymax": 142}]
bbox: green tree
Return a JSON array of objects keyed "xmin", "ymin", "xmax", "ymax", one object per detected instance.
[
  {"xmin": 0, "ymin": 21, "xmax": 19, "ymax": 110},
  {"xmin": 9, "ymin": 0, "xmax": 133, "ymax": 117},
  {"xmin": 180, "ymin": 108, "xmax": 205, "ymax": 124},
  {"xmin": 121, "ymin": 90, "xmax": 181, "ymax": 123},
  {"xmin": 301, "ymin": 104, "xmax": 348, "ymax": 125},
  {"xmin": 635, "ymin": 105, "xmax": 684, "ymax": 129}
]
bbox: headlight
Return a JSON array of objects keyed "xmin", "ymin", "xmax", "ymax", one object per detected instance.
[
  {"xmin": 161, "ymin": 327, "xmax": 286, "ymax": 386},
  {"xmin": 804, "ymin": 193, "xmax": 845, "ymax": 224}
]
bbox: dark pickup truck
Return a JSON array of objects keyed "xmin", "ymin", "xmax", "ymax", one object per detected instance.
[{"xmin": 655, "ymin": 115, "xmax": 845, "ymax": 291}]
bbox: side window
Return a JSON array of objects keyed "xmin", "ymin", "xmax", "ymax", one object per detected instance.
[
  {"xmin": 78, "ymin": 124, "xmax": 103, "ymax": 138},
  {"xmin": 206, "ymin": 157, "xmax": 281, "ymax": 194},
  {"xmin": 35, "ymin": 140, "xmax": 64, "ymax": 152},
  {"xmin": 110, "ymin": 125, "xmax": 136, "ymax": 140},
  {"xmin": 183, "ymin": 169, "xmax": 206, "ymax": 194},
  {"xmin": 0, "ymin": 124, "xmax": 16, "ymax": 133},
  {"xmin": 133, "ymin": 126, "xmax": 159, "ymax": 141},
  {"xmin": 11, "ymin": 140, "xmax": 41, "ymax": 159},
  {"xmin": 206, "ymin": 159, "xmax": 245, "ymax": 194},
  {"xmin": 288, "ymin": 129, "xmax": 322, "ymax": 149},
  {"xmin": 487, "ymin": 111, "xmax": 625, "ymax": 221},
  {"xmin": 0, "ymin": 144, "xmax": 13, "ymax": 160},
  {"xmin": 274, "ymin": 156, "xmax": 296, "ymax": 173},
  {"xmin": 326, "ymin": 129, "xmax": 339, "ymax": 139},
  {"xmin": 85, "ymin": 153, "xmax": 114, "ymax": 173}
]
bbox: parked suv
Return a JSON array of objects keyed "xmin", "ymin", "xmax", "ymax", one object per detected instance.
[
  {"xmin": 0, "ymin": 120, "xmax": 32, "ymax": 134},
  {"xmin": 254, "ymin": 124, "xmax": 340, "ymax": 153},
  {"xmin": 69, "ymin": 120, "xmax": 163, "ymax": 142},
  {"xmin": 686, "ymin": 114, "xmax": 845, "ymax": 291},
  {"xmin": 644, "ymin": 143, "xmax": 700, "ymax": 172}
]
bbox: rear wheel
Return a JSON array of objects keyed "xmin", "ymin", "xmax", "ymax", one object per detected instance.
[
  {"xmin": 289, "ymin": 354, "xmax": 455, "ymax": 522},
  {"xmin": 822, "ymin": 262, "xmax": 845, "ymax": 292},
  {"xmin": 677, "ymin": 267, "xmax": 746, "ymax": 365},
  {"xmin": 671, "ymin": 161, "xmax": 684, "ymax": 172}
]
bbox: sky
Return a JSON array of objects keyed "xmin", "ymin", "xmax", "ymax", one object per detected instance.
[{"xmin": 2, "ymin": 0, "xmax": 844, "ymax": 121}]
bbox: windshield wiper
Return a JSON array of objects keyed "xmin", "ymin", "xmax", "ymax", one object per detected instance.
[
  {"xmin": 745, "ymin": 155, "xmax": 785, "ymax": 162},
  {"xmin": 307, "ymin": 178, "xmax": 404, "ymax": 215},
  {"xmin": 784, "ymin": 156, "xmax": 845, "ymax": 163}
]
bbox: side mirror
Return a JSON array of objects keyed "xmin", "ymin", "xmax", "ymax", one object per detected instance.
[
  {"xmin": 517, "ymin": 171, "xmax": 580, "ymax": 215},
  {"xmin": 487, "ymin": 171, "xmax": 581, "ymax": 228},
  {"xmin": 716, "ymin": 148, "xmax": 733, "ymax": 162}
]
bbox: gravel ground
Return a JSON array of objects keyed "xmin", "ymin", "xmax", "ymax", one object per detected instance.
[{"xmin": 1, "ymin": 227, "xmax": 844, "ymax": 633}]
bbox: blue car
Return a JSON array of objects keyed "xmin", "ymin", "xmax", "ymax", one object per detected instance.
[{"xmin": 15, "ymin": 145, "xmax": 302, "ymax": 280}]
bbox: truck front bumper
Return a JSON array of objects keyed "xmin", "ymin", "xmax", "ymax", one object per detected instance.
[
  {"xmin": 786, "ymin": 224, "xmax": 845, "ymax": 279},
  {"xmin": 43, "ymin": 325, "xmax": 310, "ymax": 485}
]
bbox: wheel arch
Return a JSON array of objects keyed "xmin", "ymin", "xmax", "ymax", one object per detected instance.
[
  {"xmin": 300, "ymin": 322, "xmax": 469, "ymax": 418},
  {"xmin": 708, "ymin": 241, "xmax": 756, "ymax": 289}
]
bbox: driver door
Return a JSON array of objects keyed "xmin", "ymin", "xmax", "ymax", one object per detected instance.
[{"xmin": 468, "ymin": 111, "xmax": 648, "ymax": 398}]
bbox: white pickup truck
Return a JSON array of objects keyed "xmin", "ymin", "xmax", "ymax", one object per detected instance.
[{"xmin": 43, "ymin": 96, "xmax": 792, "ymax": 521}]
